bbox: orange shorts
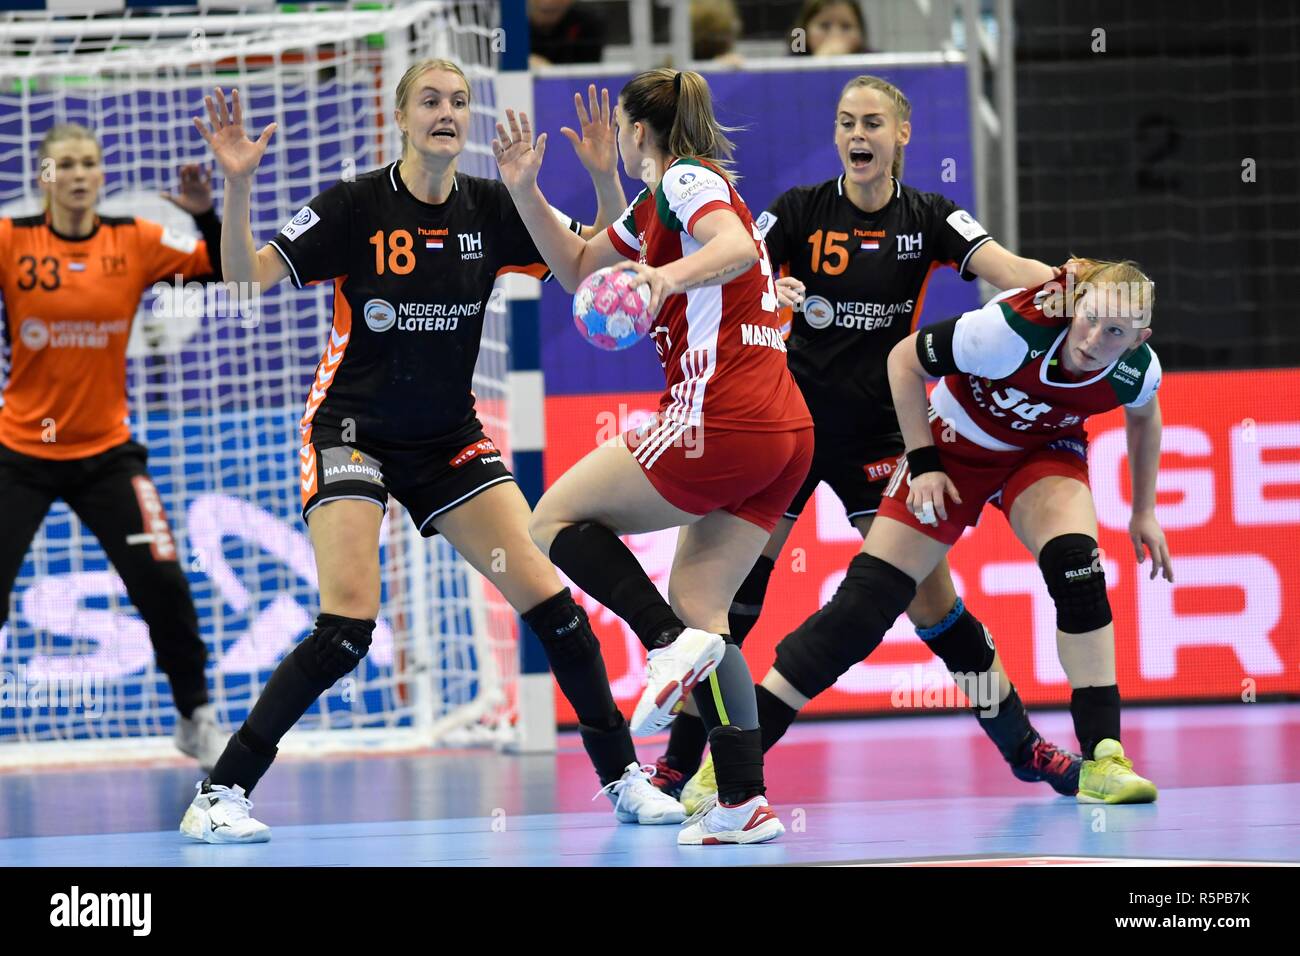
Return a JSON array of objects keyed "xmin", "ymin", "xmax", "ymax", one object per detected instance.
[{"xmin": 624, "ymin": 419, "xmax": 814, "ymax": 533}]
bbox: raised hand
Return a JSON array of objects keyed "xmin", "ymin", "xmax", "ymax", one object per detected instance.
[
  {"xmin": 193, "ymin": 87, "xmax": 277, "ymax": 183},
  {"xmin": 560, "ymin": 85, "xmax": 617, "ymax": 178},
  {"xmin": 493, "ymin": 109, "xmax": 547, "ymax": 194},
  {"xmin": 161, "ymin": 163, "xmax": 214, "ymax": 215}
]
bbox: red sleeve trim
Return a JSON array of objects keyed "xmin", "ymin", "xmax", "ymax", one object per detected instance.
[{"xmin": 686, "ymin": 199, "xmax": 734, "ymax": 236}]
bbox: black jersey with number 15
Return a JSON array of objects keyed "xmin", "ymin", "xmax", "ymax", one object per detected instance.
[
  {"xmin": 758, "ymin": 176, "xmax": 992, "ymax": 438},
  {"xmin": 270, "ymin": 163, "xmax": 579, "ymax": 446}
]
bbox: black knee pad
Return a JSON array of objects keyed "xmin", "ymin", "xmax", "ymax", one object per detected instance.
[
  {"xmin": 774, "ymin": 553, "xmax": 916, "ymax": 700},
  {"xmin": 1038, "ymin": 534, "xmax": 1112, "ymax": 634},
  {"xmin": 917, "ymin": 599, "xmax": 996, "ymax": 674},
  {"xmin": 293, "ymin": 613, "xmax": 375, "ymax": 684},
  {"xmin": 523, "ymin": 589, "xmax": 599, "ymax": 664}
]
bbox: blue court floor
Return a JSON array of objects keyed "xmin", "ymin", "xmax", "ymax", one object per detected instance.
[{"xmin": 1, "ymin": 703, "xmax": 1296, "ymax": 866}]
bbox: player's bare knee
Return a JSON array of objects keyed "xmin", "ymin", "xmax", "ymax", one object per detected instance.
[
  {"xmin": 1038, "ymin": 533, "xmax": 1112, "ymax": 634},
  {"xmin": 318, "ymin": 579, "xmax": 379, "ymax": 621}
]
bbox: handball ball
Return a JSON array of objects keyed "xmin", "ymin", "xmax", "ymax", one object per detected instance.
[{"xmin": 572, "ymin": 266, "xmax": 653, "ymax": 351}]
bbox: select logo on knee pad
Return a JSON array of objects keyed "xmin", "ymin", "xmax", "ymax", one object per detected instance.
[{"xmin": 321, "ymin": 446, "xmax": 384, "ymax": 486}]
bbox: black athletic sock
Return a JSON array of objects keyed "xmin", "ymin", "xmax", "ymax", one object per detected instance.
[
  {"xmin": 521, "ymin": 589, "xmax": 635, "ymax": 783},
  {"xmin": 710, "ymin": 726, "xmax": 765, "ymax": 805},
  {"xmin": 579, "ymin": 720, "xmax": 638, "ymax": 786},
  {"xmin": 663, "ymin": 711, "xmax": 709, "ymax": 776},
  {"xmin": 208, "ymin": 724, "xmax": 278, "ymax": 795},
  {"xmin": 976, "ymin": 685, "xmax": 1037, "ymax": 765},
  {"xmin": 755, "ymin": 683, "xmax": 799, "ymax": 753},
  {"xmin": 549, "ymin": 522, "xmax": 683, "ymax": 651},
  {"xmin": 522, "ymin": 590, "xmax": 623, "ymax": 721},
  {"xmin": 209, "ymin": 614, "xmax": 368, "ymax": 793},
  {"xmin": 1071, "ymin": 684, "xmax": 1121, "ymax": 760},
  {"xmin": 728, "ymin": 555, "xmax": 775, "ymax": 646}
]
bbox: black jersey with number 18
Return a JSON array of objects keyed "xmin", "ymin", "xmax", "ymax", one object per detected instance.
[
  {"xmin": 270, "ymin": 163, "xmax": 579, "ymax": 446},
  {"xmin": 758, "ymin": 175, "xmax": 992, "ymax": 439}
]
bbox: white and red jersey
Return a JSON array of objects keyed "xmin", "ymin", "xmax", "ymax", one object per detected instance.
[
  {"xmin": 920, "ymin": 280, "xmax": 1162, "ymax": 455},
  {"xmin": 606, "ymin": 158, "xmax": 811, "ymax": 432}
]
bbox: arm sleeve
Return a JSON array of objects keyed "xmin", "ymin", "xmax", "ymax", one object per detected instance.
[
  {"xmin": 190, "ymin": 208, "xmax": 223, "ymax": 281},
  {"xmin": 495, "ymin": 187, "xmax": 582, "ymax": 281},
  {"xmin": 916, "ymin": 297, "xmax": 1029, "ymax": 379},
  {"xmin": 265, "ymin": 181, "xmax": 353, "ymax": 289},
  {"xmin": 662, "ymin": 163, "xmax": 733, "ymax": 238},
  {"xmin": 928, "ymin": 194, "xmax": 993, "ymax": 280},
  {"xmin": 137, "ymin": 218, "xmax": 214, "ymax": 286}
]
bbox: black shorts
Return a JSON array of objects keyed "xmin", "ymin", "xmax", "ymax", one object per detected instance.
[
  {"xmin": 782, "ymin": 427, "xmax": 905, "ymax": 522},
  {"xmin": 299, "ymin": 419, "xmax": 515, "ymax": 537}
]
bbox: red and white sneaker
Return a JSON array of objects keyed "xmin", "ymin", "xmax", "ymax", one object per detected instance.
[
  {"xmin": 677, "ymin": 794, "xmax": 784, "ymax": 846},
  {"xmin": 630, "ymin": 628, "xmax": 726, "ymax": 737}
]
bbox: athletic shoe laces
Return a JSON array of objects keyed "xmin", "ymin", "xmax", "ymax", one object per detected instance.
[{"xmin": 591, "ymin": 764, "xmax": 657, "ymax": 802}]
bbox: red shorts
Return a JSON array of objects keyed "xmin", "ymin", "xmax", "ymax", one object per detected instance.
[
  {"xmin": 878, "ymin": 420, "xmax": 1091, "ymax": 545},
  {"xmin": 624, "ymin": 418, "xmax": 814, "ymax": 533}
]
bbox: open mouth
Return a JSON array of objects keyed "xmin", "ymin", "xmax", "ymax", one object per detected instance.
[
  {"xmin": 430, "ymin": 128, "xmax": 457, "ymax": 140},
  {"xmin": 848, "ymin": 147, "xmax": 874, "ymax": 169}
]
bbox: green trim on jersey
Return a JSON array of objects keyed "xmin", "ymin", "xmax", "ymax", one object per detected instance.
[
  {"xmin": 1105, "ymin": 343, "xmax": 1156, "ymax": 404},
  {"xmin": 997, "ymin": 300, "xmax": 1063, "ymax": 355},
  {"xmin": 623, "ymin": 187, "xmax": 650, "ymax": 236},
  {"xmin": 654, "ymin": 156, "xmax": 712, "ymax": 234}
]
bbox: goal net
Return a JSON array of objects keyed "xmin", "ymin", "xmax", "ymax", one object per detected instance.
[{"xmin": 0, "ymin": 0, "xmax": 520, "ymax": 765}]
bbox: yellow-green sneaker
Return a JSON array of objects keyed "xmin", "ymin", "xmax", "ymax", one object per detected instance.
[
  {"xmin": 680, "ymin": 753, "xmax": 717, "ymax": 816},
  {"xmin": 1076, "ymin": 738, "xmax": 1158, "ymax": 804}
]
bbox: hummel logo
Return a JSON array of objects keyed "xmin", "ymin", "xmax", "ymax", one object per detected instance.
[{"xmin": 1031, "ymin": 349, "xmax": 1044, "ymax": 358}]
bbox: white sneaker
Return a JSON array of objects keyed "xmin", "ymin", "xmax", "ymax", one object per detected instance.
[
  {"xmin": 630, "ymin": 628, "xmax": 726, "ymax": 736},
  {"xmin": 678, "ymin": 794, "xmax": 784, "ymax": 846},
  {"xmin": 595, "ymin": 762, "xmax": 687, "ymax": 825},
  {"xmin": 175, "ymin": 704, "xmax": 227, "ymax": 772},
  {"xmin": 179, "ymin": 781, "xmax": 271, "ymax": 844}
]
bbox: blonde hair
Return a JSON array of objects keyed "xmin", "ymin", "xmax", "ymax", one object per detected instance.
[
  {"xmin": 1046, "ymin": 258, "xmax": 1156, "ymax": 328},
  {"xmin": 38, "ymin": 123, "xmax": 100, "ymax": 166},
  {"xmin": 620, "ymin": 69, "xmax": 741, "ymax": 182},
  {"xmin": 838, "ymin": 75, "xmax": 911, "ymax": 179},
  {"xmin": 394, "ymin": 58, "xmax": 470, "ymax": 156}
]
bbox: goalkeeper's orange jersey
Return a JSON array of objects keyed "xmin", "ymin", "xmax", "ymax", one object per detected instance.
[{"xmin": 0, "ymin": 213, "xmax": 212, "ymax": 460}]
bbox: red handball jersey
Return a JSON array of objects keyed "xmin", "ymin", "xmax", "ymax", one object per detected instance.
[
  {"xmin": 606, "ymin": 158, "xmax": 811, "ymax": 433},
  {"xmin": 918, "ymin": 279, "xmax": 1162, "ymax": 455}
]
